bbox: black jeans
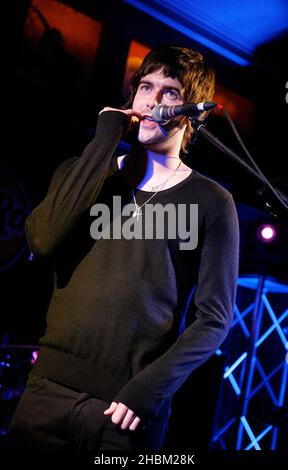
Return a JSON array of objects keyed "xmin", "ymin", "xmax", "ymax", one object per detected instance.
[{"xmin": 6, "ymin": 373, "xmax": 170, "ymax": 451}]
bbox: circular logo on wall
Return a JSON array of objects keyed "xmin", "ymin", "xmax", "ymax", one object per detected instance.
[{"xmin": 0, "ymin": 167, "xmax": 31, "ymax": 272}]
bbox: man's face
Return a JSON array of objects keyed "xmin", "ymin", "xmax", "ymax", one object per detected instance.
[{"xmin": 132, "ymin": 69, "xmax": 186, "ymax": 152}]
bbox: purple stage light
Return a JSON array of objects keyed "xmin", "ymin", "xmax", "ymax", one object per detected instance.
[{"xmin": 258, "ymin": 224, "xmax": 277, "ymax": 243}]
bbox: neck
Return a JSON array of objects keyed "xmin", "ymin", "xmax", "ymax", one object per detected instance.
[
  {"xmin": 142, "ymin": 148, "xmax": 181, "ymax": 173},
  {"xmin": 126, "ymin": 146, "xmax": 181, "ymax": 187}
]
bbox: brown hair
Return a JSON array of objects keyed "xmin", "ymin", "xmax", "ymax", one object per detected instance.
[{"xmin": 124, "ymin": 45, "xmax": 215, "ymax": 156}]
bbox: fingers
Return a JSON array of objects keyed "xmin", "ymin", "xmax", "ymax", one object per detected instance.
[
  {"xmin": 103, "ymin": 401, "xmax": 118, "ymax": 415},
  {"xmin": 103, "ymin": 401, "xmax": 141, "ymax": 431},
  {"xmin": 99, "ymin": 107, "xmax": 117, "ymax": 115},
  {"xmin": 110, "ymin": 402, "xmax": 129, "ymax": 425},
  {"xmin": 120, "ymin": 409, "xmax": 135, "ymax": 429},
  {"xmin": 129, "ymin": 416, "xmax": 141, "ymax": 431},
  {"xmin": 99, "ymin": 107, "xmax": 142, "ymax": 121},
  {"xmin": 125, "ymin": 109, "xmax": 143, "ymax": 120}
]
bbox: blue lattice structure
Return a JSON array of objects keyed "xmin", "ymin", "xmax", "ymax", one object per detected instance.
[{"xmin": 210, "ymin": 275, "xmax": 288, "ymax": 450}]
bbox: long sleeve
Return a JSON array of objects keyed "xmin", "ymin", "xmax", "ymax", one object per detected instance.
[
  {"xmin": 114, "ymin": 194, "xmax": 240, "ymax": 422},
  {"xmin": 25, "ymin": 111, "xmax": 128, "ymax": 259}
]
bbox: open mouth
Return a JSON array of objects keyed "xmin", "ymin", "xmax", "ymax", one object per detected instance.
[
  {"xmin": 143, "ymin": 115, "xmax": 171, "ymax": 126},
  {"xmin": 141, "ymin": 115, "xmax": 158, "ymax": 127}
]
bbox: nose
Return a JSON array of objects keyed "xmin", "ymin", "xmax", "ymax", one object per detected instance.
[{"xmin": 146, "ymin": 90, "xmax": 161, "ymax": 110}]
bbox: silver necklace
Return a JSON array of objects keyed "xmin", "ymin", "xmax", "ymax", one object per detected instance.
[{"xmin": 131, "ymin": 160, "xmax": 182, "ymax": 220}]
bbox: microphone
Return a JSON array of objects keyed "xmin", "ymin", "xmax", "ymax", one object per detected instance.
[{"xmin": 152, "ymin": 102, "xmax": 217, "ymax": 123}]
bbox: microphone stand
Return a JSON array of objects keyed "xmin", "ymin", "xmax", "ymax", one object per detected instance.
[
  {"xmin": 190, "ymin": 118, "xmax": 288, "ymax": 449},
  {"xmin": 189, "ymin": 117, "xmax": 288, "ymax": 219}
]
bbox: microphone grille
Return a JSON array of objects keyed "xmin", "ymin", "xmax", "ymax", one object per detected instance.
[{"xmin": 152, "ymin": 104, "xmax": 165, "ymax": 122}]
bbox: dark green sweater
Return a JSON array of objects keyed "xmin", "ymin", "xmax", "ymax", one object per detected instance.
[{"xmin": 26, "ymin": 111, "xmax": 239, "ymax": 423}]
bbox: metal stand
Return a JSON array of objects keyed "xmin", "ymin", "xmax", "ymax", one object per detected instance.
[{"xmin": 210, "ymin": 275, "xmax": 288, "ymax": 450}]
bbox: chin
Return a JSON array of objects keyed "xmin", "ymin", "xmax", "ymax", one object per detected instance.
[
  {"xmin": 139, "ymin": 131, "xmax": 166, "ymax": 144},
  {"xmin": 138, "ymin": 137, "xmax": 161, "ymax": 147},
  {"xmin": 138, "ymin": 134, "xmax": 158, "ymax": 146}
]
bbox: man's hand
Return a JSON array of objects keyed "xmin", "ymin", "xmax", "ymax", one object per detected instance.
[
  {"xmin": 103, "ymin": 401, "xmax": 141, "ymax": 431},
  {"xmin": 99, "ymin": 107, "xmax": 142, "ymax": 125}
]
